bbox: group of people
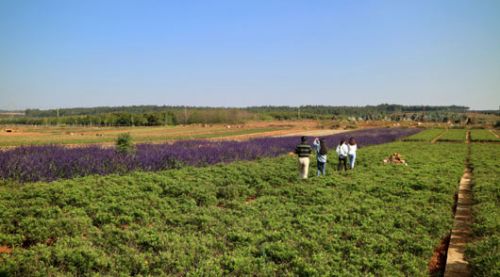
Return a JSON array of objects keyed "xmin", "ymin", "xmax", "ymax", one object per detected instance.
[{"xmin": 295, "ymin": 136, "xmax": 357, "ymax": 179}]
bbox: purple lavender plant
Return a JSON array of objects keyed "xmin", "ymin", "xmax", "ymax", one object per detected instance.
[{"xmin": 0, "ymin": 128, "xmax": 420, "ymax": 183}]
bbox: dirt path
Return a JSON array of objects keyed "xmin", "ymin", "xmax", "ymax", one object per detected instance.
[
  {"xmin": 273, "ymin": 129, "xmax": 348, "ymax": 137},
  {"xmin": 431, "ymin": 129, "xmax": 448, "ymax": 144},
  {"xmin": 489, "ymin": 129, "xmax": 499, "ymax": 139},
  {"xmin": 208, "ymin": 128, "xmax": 305, "ymax": 141},
  {"xmin": 444, "ymin": 130, "xmax": 472, "ymax": 277}
]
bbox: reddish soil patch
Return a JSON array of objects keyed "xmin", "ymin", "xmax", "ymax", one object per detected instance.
[
  {"xmin": 0, "ymin": 245, "xmax": 13, "ymax": 254},
  {"xmin": 245, "ymin": 120, "xmax": 319, "ymax": 129},
  {"xmin": 429, "ymin": 234, "xmax": 451, "ymax": 276},
  {"xmin": 276, "ymin": 129, "xmax": 347, "ymax": 138},
  {"xmin": 211, "ymin": 129, "xmax": 304, "ymax": 141},
  {"xmin": 45, "ymin": 237, "xmax": 57, "ymax": 246},
  {"xmin": 245, "ymin": 195, "xmax": 257, "ymax": 204},
  {"xmin": 0, "ymin": 131, "xmax": 41, "ymax": 137}
]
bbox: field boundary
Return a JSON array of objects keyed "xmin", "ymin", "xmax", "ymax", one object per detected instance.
[
  {"xmin": 444, "ymin": 130, "xmax": 472, "ymax": 277},
  {"xmin": 488, "ymin": 129, "xmax": 499, "ymax": 138},
  {"xmin": 431, "ymin": 129, "xmax": 448, "ymax": 144}
]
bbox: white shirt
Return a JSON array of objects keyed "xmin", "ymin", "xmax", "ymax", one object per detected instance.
[
  {"xmin": 336, "ymin": 143, "xmax": 348, "ymax": 157},
  {"xmin": 348, "ymin": 144, "xmax": 357, "ymax": 155}
]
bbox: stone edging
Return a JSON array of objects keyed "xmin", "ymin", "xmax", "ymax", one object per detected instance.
[{"xmin": 444, "ymin": 130, "xmax": 472, "ymax": 277}]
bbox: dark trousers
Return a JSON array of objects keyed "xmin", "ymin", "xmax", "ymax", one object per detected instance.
[
  {"xmin": 338, "ymin": 156, "xmax": 348, "ymax": 171},
  {"xmin": 317, "ymin": 161, "xmax": 326, "ymax": 176}
]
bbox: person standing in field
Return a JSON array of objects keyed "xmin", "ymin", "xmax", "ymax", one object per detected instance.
[
  {"xmin": 347, "ymin": 137, "xmax": 357, "ymax": 169},
  {"xmin": 295, "ymin": 136, "xmax": 312, "ymax": 179},
  {"xmin": 313, "ymin": 137, "xmax": 328, "ymax": 176},
  {"xmin": 336, "ymin": 139, "xmax": 349, "ymax": 171}
]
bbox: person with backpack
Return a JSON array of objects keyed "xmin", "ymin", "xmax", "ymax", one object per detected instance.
[
  {"xmin": 295, "ymin": 136, "xmax": 312, "ymax": 179},
  {"xmin": 336, "ymin": 139, "xmax": 348, "ymax": 171},
  {"xmin": 313, "ymin": 137, "xmax": 328, "ymax": 176},
  {"xmin": 347, "ymin": 137, "xmax": 358, "ymax": 169}
]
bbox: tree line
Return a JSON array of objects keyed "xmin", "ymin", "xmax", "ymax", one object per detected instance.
[
  {"xmin": 1, "ymin": 108, "xmax": 260, "ymax": 126},
  {"xmin": 0, "ymin": 104, "xmax": 476, "ymax": 126}
]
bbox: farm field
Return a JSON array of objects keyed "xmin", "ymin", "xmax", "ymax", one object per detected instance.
[
  {"xmin": 470, "ymin": 129, "xmax": 500, "ymax": 142},
  {"xmin": 0, "ymin": 128, "xmax": 418, "ymax": 183},
  {"xmin": 1, "ymin": 120, "xmax": 332, "ymax": 148},
  {"xmin": 466, "ymin": 144, "xmax": 500, "ymax": 276},
  {"xmin": 2, "ymin": 0, "xmax": 500, "ymax": 275},
  {"xmin": 437, "ymin": 129, "xmax": 467, "ymax": 142},
  {"xmin": 0, "ymin": 138, "xmax": 468, "ymax": 276},
  {"xmin": 403, "ymin": 129, "xmax": 445, "ymax": 142}
]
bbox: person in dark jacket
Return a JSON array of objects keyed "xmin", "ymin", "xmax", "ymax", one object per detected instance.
[{"xmin": 295, "ymin": 136, "xmax": 312, "ymax": 179}]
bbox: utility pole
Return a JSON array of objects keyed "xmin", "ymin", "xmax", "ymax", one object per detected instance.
[{"xmin": 298, "ymin": 106, "xmax": 301, "ymax": 120}]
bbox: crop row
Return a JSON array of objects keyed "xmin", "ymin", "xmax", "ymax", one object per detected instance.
[
  {"xmin": 0, "ymin": 128, "xmax": 419, "ymax": 183},
  {"xmin": 0, "ymin": 142, "xmax": 466, "ymax": 276},
  {"xmin": 466, "ymin": 144, "xmax": 500, "ymax": 276}
]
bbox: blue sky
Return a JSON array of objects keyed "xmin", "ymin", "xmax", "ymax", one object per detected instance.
[{"xmin": 0, "ymin": 0, "xmax": 499, "ymax": 110}]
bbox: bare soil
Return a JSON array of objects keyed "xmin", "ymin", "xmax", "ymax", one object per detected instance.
[
  {"xmin": 274, "ymin": 129, "xmax": 348, "ymax": 137},
  {"xmin": 0, "ymin": 245, "xmax": 12, "ymax": 254},
  {"xmin": 245, "ymin": 195, "xmax": 257, "ymax": 204},
  {"xmin": 429, "ymin": 234, "xmax": 451, "ymax": 276}
]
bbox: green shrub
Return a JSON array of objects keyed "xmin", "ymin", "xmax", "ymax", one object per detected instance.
[{"xmin": 116, "ymin": 133, "xmax": 134, "ymax": 154}]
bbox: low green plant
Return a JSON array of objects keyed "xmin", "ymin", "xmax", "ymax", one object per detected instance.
[
  {"xmin": 116, "ymin": 133, "xmax": 134, "ymax": 154},
  {"xmin": 0, "ymin": 142, "xmax": 471, "ymax": 276},
  {"xmin": 437, "ymin": 129, "xmax": 467, "ymax": 142},
  {"xmin": 466, "ymin": 144, "xmax": 500, "ymax": 276},
  {"xmin": 403, "ymin": 129, "xmax": 445, "ymax": 142},
  {"xmin": 470, "ymin": 129, "xmax": 499, "ymax": 142}
]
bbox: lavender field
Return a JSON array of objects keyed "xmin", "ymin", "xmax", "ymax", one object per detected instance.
[{"xmin": 0, "ymin": 128, "xmax": 419, "ymax": 182}]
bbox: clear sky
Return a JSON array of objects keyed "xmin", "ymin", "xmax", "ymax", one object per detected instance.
[{"xmin": 1, "ymin": 0, "xmax": 499, "ymax": 110}]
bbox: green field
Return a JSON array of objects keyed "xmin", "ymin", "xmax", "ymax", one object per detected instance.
[
  {"xmin": 437, "ymin": 129, "xmax": 467, "ymax": 142},
  {"xmin": 0, "ymin": 142, "xmax": 468, "ymax": 276},
  {"xmin": 403, "ymin": 129, "xmax": 445, "ymax": 142},
  {"xmin": 466, "ymin": 144, "xmax": 500, "ymax": 276},
  {"xmin": 470, "ymin": 129, "xmax": 500, "ymax": 142}
]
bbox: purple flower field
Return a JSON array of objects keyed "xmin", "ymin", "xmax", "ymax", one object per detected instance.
[{"xmin": 0, "ymin": 128, "xmax": 419, "ymax": 183}]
